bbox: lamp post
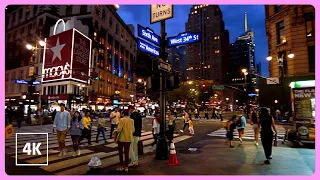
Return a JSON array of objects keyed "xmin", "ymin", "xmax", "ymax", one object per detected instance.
[
  {"xmin": 241, "ymin": 69, "xmax": 249, "ymax": 118},
  {"xmin": 266, "ymin": 51, "xmax": 294, "ymax": 115},
  {"xmin": 25, "ymin": 40, "xmax": 46, "ymax": 120}
]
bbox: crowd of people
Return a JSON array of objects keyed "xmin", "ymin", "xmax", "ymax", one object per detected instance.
[
  {"xmin": 225, "ymin": 108, "xmax": 278, "ymax": 165},
  {"xmin": 52, "ymin": 103, "xmax": 143, "ymax": 172}
]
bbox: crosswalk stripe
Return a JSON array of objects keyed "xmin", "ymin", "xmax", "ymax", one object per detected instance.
[
  {"xmin": 14, "ymin": 150, "xmax": 60, "ymax": 160},
  {"xmin": 207, "ymin": 128, "xmax": 286, "ymax": 140},
  {"xmin": 56, "ymin": 135, "xmax": 192, "ymax": 175},
  {"xmin": 41, "ymin": 152, "xmax": 112, "ymax": 172},
  {"xmin": 26, "ymin": 149, "xmax": 93, "ymax": 164}
]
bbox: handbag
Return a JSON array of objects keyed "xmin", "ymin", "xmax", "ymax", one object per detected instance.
[
  {"xmin": 138, "ymin": 140, "xmax": 144, "ymax": 155},
  {"xmin": 114, "ymin": 131, "xmax": 122, "ymax": 144}
]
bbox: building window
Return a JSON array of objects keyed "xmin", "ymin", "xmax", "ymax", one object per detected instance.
[
  {"xmin": 102, "ymin": 9, "xmax": 106, "ymax": 20},
  {"xmin": 26, "ymin": 5, "xmax": 30, "ymax": 18},
  {"xmin": 100, "ymin": 37, "xmax": 105, "ymax": 45},
  {"xmin": 39, "ymin": 18, "xmax": 43, "ymax": 26},
  {"xmin": 19, "ymin": 8, "xmax": 23, "ymax": 19},
  {"xmin": 43, "ymin": 87, "xmax": 46, "ymax": 95},
  {"xmin": 80, "ymin": 5, "xmax": 87, "ymax": 14},
  {"xmin": 66, "ymin": 5, "xmax": 73, "ymax": 16},
  {"xmin": 109, "ymin": 17, "xmax": 113, "ymax": 27},
  {"xmin": 274, "ymin": 5, "xmax": 282, "ymax": 13},
  {"xmin": 308, "ymin": 46, "xmax": 315, "ymax": 72},
  {"xmin": 277, "ymin": 20, "xmax": 286, "ymax": 44},
  {"xmin": 116, "ymin": 24, "xmax": 119, "ymax": 35},
  {"xmin": 278, "ymin": 52, "xmax": 288, "ymax": 76},
  {"xmin": 11, "ymin": 12, "xmax": 15, "ymax": 25},
  {"xmin": 33, "ymin": 5, "xmax": 38, "ymax": 15},
  {"xmin": 304, "ymin": 13, "xmax": 314, "ymax": 38},
  {"xmin": 94, "ymin": 32, "xmax": 98, "ymax": 41}
]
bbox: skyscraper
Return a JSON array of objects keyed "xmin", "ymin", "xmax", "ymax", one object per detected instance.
[
  {"xmin": 228, "ymin": 10, "xmax": 256, "ymax": 92},
  {"xmin": 185, "ymin": 5, "xmax": 229, "ymax": 84}
]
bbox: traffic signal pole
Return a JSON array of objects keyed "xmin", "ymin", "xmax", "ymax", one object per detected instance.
[{"xmin": 155, "ymin": 20, "xmax": 169, "ymax": 160}]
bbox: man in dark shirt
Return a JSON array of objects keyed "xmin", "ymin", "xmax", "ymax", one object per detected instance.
[{"xmin": 128, "ymin": 105, "xmax": 142, "ymax": 166}]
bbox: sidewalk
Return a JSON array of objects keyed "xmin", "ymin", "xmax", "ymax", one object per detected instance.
[{"xmin": 101, "ymin": 139, "xmax": 314, "ymax": 175}]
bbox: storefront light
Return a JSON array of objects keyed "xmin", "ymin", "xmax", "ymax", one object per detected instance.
[{"xmin": 289, "ymin": 80, "xmax": 315, "ymax": 88}]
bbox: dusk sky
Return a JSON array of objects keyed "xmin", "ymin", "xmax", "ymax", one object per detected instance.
[{"xmin": 117, "ymin": 5, "xmax": 269, "ymax": 77}]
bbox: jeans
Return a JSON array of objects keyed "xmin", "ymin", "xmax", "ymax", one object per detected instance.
[
  {"xmin": 261, "ymin": 132, "xmax": 273, "ymax": 159},
  {"xmin": 96, "ymin": 127, "xmax": 107, "ymax": 142},
  {"xmin": 219, "ymin": 114, "xmax": 223, "ymax": 121},
  {"xmin": 182, "ymin": 123, "xmax": 189, "ymax": 131},
  {"xmin": 110, "ymin": 124, "xmax": 118, "ymax": 138},
  {"xmin": 118, "ymin": 141, "xmax": 131, "ymax": 167},
  {"xmin": 71, "ymin": 135, "xmax": 80, "ymax": 152},
  {"xmin": 79, "ymin": 128, "xmax": 91, "ymax": 145},
  {"xmin": 130, "ymin": 136, "xmax": 139, "ymax": 163}
]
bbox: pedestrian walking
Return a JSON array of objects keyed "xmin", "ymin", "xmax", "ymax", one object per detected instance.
[
  {"xmin": 17, "ymin": 106, "xmax": 24, "ymax": 128},
  {"xmin": 250, "ymin": 111, "xmax": 260, "ymax": 145},
  {"xmin": 226, "ymin": 115, "xmax": 237, "ymax": 148},
  {"xmin": 115, "ymin": 110, "xmax": 135, "ymax": 172},
  {"xmin": 151, "ymin": 111, "xmax": 160, "ymax": 149},
  {"xmin": 174, "ymin": 108, "xmax": 178, "ymax": 118},
  {"xmin": 236, "ymin": 114, "xmax": 247, "ymax": 144},
  {"xmin": 259, "ymin": 108, "xmax": 277, "ymax": 164},
  {"xmin": 211, "ymin": 109, "xmax": 218, "ymax": 119},
  {"xmin": 166, "ymin": 110, "xmax": 175, "ymax": 140},
  {"xmin": 53, "ymin": 103, "xmax": 71, "ymax": 156},
  {"xmin": 204, "ymin": 109, "xmax": 209, "ymax": 119},
  {"xmin": 219, "ymin": 109, "xmax": 223, "ymax": 121},
  {"xmin": 96, "ymin": 113, "xmax": 107, "ymax": 143},
  {"xmin": 79, "ymin": 111, "xmax": 92, "ymax": 146},
  {"xmin": 128, "ymin": 106, "xmax": 142, "ymax": 167},
  {"xmin": 70, "ymin": 111, "xmax": 84, "ymax": 157},
  {"xmin": 180, "ymin": 111, "xmax": 190, "ymax": 133},
  {"xmin": 188, "ymin": 119, "xmax": 194, "ymax": 135},
  {"xmin": 110, "ymin": 108, "xmax": 120, "ymax": 138}
]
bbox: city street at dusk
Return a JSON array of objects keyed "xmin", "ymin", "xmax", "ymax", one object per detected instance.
[{"xmin": 4, "ymin": 4, "xmax": 315, "ymax": 176}]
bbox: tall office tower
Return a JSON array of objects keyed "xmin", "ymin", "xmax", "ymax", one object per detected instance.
[{"xmin": 185, "ymin": 5, "xmax": 229, "ymax": 84}]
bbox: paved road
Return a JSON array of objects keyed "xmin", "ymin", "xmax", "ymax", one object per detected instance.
[{"xmin": 6, "ymin": 117, "xmax": 219, "ymax": 175}]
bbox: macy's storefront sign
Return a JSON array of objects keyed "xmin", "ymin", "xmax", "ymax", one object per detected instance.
[{"xmin": 42, "ymin": 19, "xmax": 92, "ymax": 83}]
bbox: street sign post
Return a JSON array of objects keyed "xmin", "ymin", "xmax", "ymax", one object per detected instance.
[
  {"xmin": 137, "ymin": 39, "xmax": 160, "ymax": 57},
  {"xmin": 267, "ymin": 77, "xmax": 280, "ymax": 84},
  {"xmin": 150, "ymin": 5, "xmax": 173, "ymax": 24},
  {"xmin": 158, "ymin": 61, "xmax": 172, "ymax": 72},
  {"xmin": 138, "ymin": 24, "xmax": 160, "ymax": 46},
  {"xmin": 14, "ymin": 79, "xmax": 41, "ymax": 85},
  {"xmin": 167, "ymin": 32, "xmax": 201, "ymax": 47}
]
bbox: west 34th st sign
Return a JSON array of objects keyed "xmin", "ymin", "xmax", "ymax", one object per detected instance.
[{"xmin": 167, "ymin": 32, "xmax": 201, "ymax": 47}]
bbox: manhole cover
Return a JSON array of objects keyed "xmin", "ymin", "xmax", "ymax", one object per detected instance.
[{"xmin": 179, "ymin": 148, "xmax": 202, "ymax": 154}]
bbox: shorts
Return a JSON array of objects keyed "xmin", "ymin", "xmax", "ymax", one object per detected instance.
[
  {"xmin": 252, "ymin": 124, "xmax": 260, "ymax": 130},
  {"xmin": 56, "ymin": 130, "xmax": 67, "ymax": 143}
]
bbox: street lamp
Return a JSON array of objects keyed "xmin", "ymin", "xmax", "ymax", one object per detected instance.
[
  {"xmin": 26, "ymin": 44, "xmax": 33, "ymax": 50},
  {"xmin": 137, "ymin": 79, "xmax": 143, "ymax": 83},
  {"xmin": 255, "ymin": 89, "xmax": 259, "ymax": 93},
  {"xmin": 242, "ymin": 69, "xmax": 247, "ymax": 73}
]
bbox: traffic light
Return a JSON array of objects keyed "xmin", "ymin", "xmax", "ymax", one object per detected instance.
[
  {"xmin": 94, "ymin": 73, "xmax": 99, "ymax": 80},
  {"xmin": 166, "ymin": 72, "xmax": 180, "ymax": 91}
]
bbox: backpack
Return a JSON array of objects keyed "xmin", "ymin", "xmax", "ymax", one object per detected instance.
[{"xmin": 237, "ymin": 116, "xmax": 243, "ymax": 127}]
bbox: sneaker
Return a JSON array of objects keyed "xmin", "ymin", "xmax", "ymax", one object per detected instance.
[
  {"xmin": 77, "ymin": 150, "xmax": 81, "ymax": 156},
  {"xmin": 180, "ymin": 130, "xmax": 184, "ymax": 133},
  {"xmin": 129, "ymin": 161, "xmax": 138, "ymax": 167},
  {"xmin": 269, "ymin": 156, "xmax": 272, "ymax": 160},
  {"xmin": 58, "ymin": 152, "xmax": 63, "ymax": 157},
  {"xmin": 264, "ymin": 160, "xmax": 271, "ymax": 164},
  {"xmin": 255, "ymin": 142, "xmax": 259, "ymax": 146},
  {"xmin": 72, "ymin": 152, "xmax": 77, "ymax": 157},
  {"xmin": 117, "ymin": 167, "xmax": 124, "ymax": 171},
  {"xmin": 62, "ymin": 150, "xmax": 67, "ymax": 156},
  {"xmin": 239, "ymin": 138, "xmax": 243, "ymax": 143}
]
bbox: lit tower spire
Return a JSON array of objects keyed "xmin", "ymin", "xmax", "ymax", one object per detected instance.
[{"xmin": 244, "ymin": 7, "xmax": 248, "ymax": 32}]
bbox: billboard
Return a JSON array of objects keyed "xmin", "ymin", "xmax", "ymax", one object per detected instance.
[{"xmin": 42, "ymin": 28, "xmax": 92, "ymax": 83}]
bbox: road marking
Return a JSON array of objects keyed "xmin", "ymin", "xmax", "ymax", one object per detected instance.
[
  {"xmin": 26, "ymin": 149, "xmax": 93, "ymax": 164},
  {"xmin": 41, "ymin": 152, "xmax": 112, "ymax": 172},
  {"xmin": 57, "ymin": 135, "xmax": 191, "ymax": 175}
]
